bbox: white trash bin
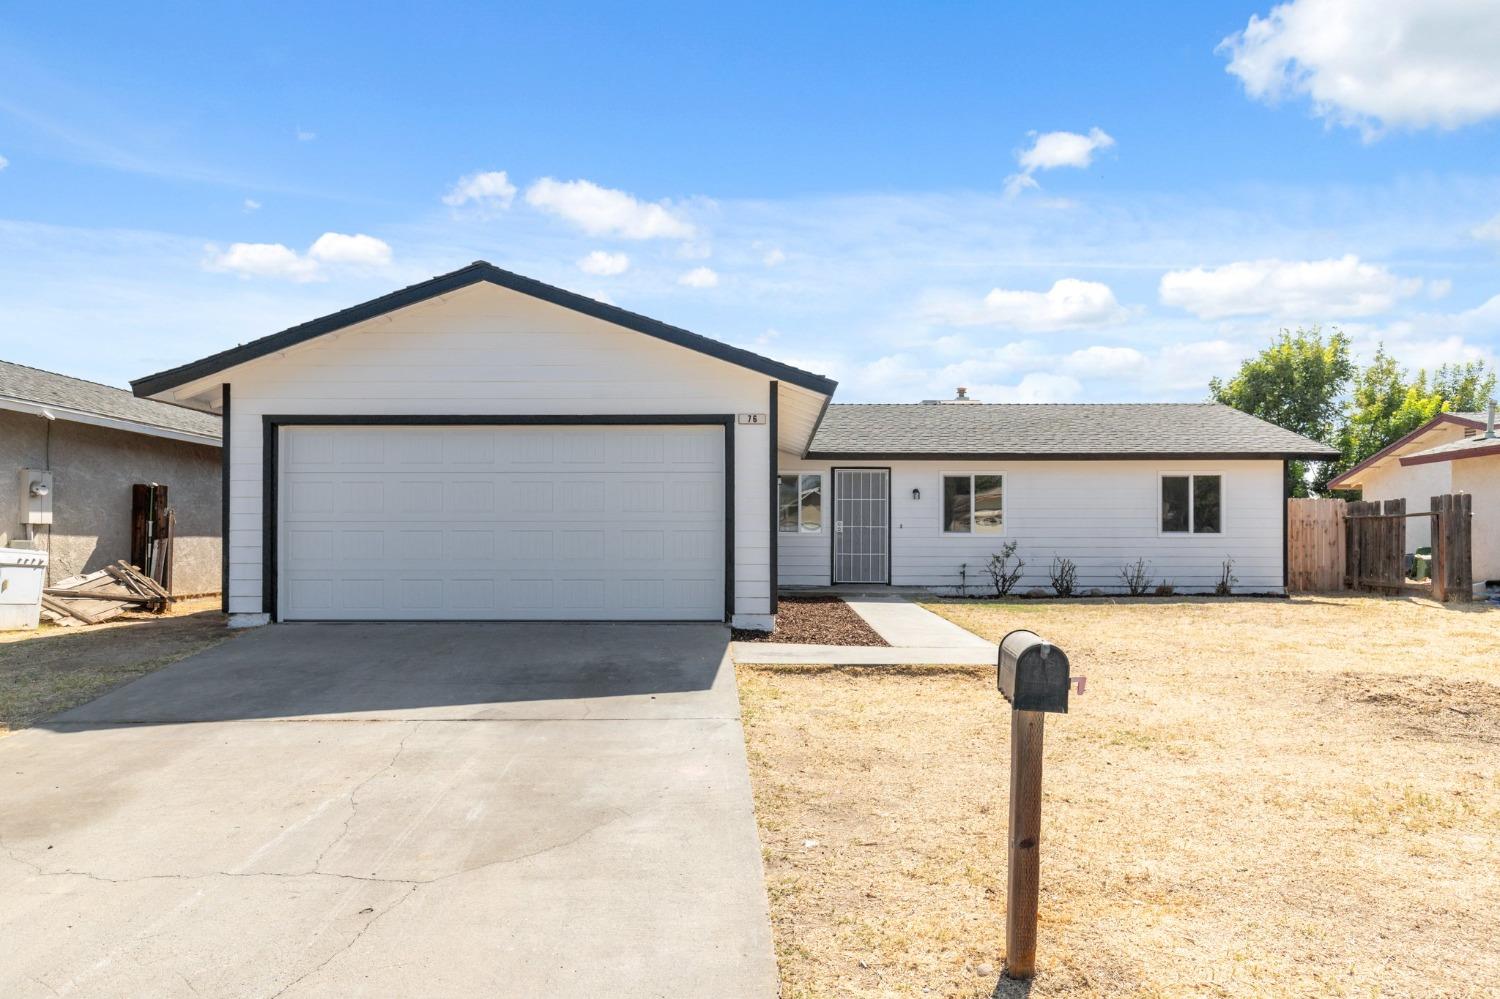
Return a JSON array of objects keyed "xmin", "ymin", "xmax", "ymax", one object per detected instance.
[{"xmin": 0, "ymin": 546, "xmax": 48, "ymax": 630}]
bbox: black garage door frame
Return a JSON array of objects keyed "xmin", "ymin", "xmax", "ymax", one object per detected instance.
[{"xmin": 261, "ymin": 414, "xmax": 736, "ymax": 623}]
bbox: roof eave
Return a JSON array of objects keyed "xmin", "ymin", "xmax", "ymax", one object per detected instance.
[
  {"xmin": 1328, "ymin": 413, "xmax": 1486, "ymax": 489},
  {"xmin": 132, "ymin": 262, "xmax": 838, "ymax": 400},
  {"xmin": 803, "ymin": 449, "xmax": 1339, "ymax": 462},
  {"xmin": 0, "ymin": 395, "xmax": 220, "ymax": 447}
]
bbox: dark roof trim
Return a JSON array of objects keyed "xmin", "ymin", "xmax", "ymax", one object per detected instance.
[
  {"xmin": 132, "ymin": 261, "xmax": 839, "ymax": 399},
  {"xmin": 1327, "ymin": 413, "xmax": 1485, "ymax": 488},
  {"xmin": 804, "ymin": 449, "xmax": 1339, "ymax": 462},
  {"xmin": 1399, "ymin": 439, "xmax": 1500, "ymax": 467}
]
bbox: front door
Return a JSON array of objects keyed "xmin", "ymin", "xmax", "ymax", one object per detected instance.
[{"xmin": 832, "ymin": 468, "xmax": 890, "ymax": 584}]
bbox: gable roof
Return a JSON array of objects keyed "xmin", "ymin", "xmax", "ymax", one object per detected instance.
[
  {"xmin": 805, "ymin": 403, "xmax": 1338, "ymax": 460},
  {"xmin": 132, "ymin": 261, "xmax": 838, "ymax": 399},
  {"xmin": 1326, "ymin": 412, "xmax": 1487, "ymax": 489},
  {"xmin": 1, "ymin": 359, "xmax": 220, "ymax": 445}
]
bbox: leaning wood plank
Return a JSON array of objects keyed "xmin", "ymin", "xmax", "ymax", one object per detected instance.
[
  {"xmin": 40, "ymin": 593, "xmax": 116, "ymax": 625},
  {"xmin": 44, "ymin": 588, "xmax": 157, "ymax": 604}
]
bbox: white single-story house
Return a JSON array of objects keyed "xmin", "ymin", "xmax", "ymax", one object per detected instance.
[
  {"xmin": 1332, "ymin": 407, "xmax": 1498, "ymax": 591},
  {"xmin": 133, "ymin": 262, "xmax": 1334, "ymax": 629}
]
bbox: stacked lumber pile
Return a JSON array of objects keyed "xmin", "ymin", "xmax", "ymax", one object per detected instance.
[{"xmin": 39, "ymin": 561, "xmax": 171, "ymax": 627}]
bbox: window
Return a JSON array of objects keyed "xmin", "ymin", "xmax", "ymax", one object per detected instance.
[
  {"xmin": 942, "ymin": 474, "xmax": 1004, "ymax": 534},
  {"xmin": 1161, "ymin": 474, "xmax": 1221, "ymax": 534},
  {"xmin": 778, "ymin": 474, "xmax": 822, "ymax": 533}
]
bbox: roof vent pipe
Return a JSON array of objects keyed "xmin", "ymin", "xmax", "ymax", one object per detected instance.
[
  {"xmin": 1487, "ymin": 400, "xmax": 1497, "ymax": 440},
  {"xmin": 955, "ymin": 386, "xmax": 969, "ymax": 401}
]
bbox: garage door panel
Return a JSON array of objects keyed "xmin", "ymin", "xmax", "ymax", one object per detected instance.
[{"xmin": 280, "ymin": 426, "xmax": 724, "ymax": 621}]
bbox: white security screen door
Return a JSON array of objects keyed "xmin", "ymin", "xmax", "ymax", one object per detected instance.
[
  {"xmin": 832, "ymin": 468, "xmax": 889, "ymax": 584},
  {"xmin": 278, "ymin": 425, "xmax": 724, "ymax": 621}
]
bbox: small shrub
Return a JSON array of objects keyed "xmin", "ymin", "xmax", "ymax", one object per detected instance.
[
  {"xmin": 1048, "ymin": 556, "xmax": 1078, "ymax": 597},
  {"xmin": 1023, "ymin": 587, "xmax": 1049, "ymax": 598},
  {"xmin": 1119, "ymin": 557, "xmax": 1152, "ymax": 596},
  {"xmin": 1215, "ymin": 557, "xmax": 1238, "ymax": 596},
  {"xmin": 958, "ymin": 562, "xmax": 969, "ymax": 597},
  {"xmin": 986, "ymin": 541, "xmax": 1026, "ymax": 597},
  {"xmin": 1154, "ymin": 580, "xmax": 1176, "ymax": 596}
]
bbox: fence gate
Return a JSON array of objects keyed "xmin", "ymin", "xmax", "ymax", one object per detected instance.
[
  {"xmin": 1345, "ymin": 499, "xmax": 1407, "ymax": 592},
  {"xmin": 1431, "ymin": 492, "xmax": 1474, "ymax": 602},
  {"xmin": 1287, "ymin": 497, "xmax": 1346, "ymax": 591}
]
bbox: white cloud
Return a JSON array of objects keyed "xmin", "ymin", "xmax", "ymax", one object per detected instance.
[
  {"xmin": 242, "ymin": 198, "xmax": 261, "ymax": 213},
  {"xmin": 204, "ymin": 242, "xmax": 321, "ymax": 282},
  {"xmin": 1005, "ymin": 127, "xmax": 1114, "ymax": 197},
  {"xmin": 1219, "ymin": 0, "xmax": 1500, "ymax": 136},
  {"xmin": 1063, "ymin": 345, "xmax": 1147, "ymax": 378},
  {"xmin": 1475, "ymin": 213, "xmax": 1500, "ymax": 242},
  {"xmin": 678, "ymin": 266, "xmax": 719, "ymax": 288},
  {"xmin": 204, "ymin": 231, "xmax": 392, "ymax": 282},
  {"xmin": 926, "ymin": 278, "xmax": 1128, "ymax": 331},
  {"xmin": 0, "ymin": 154, "xmax": 8, "ymax": 171},
  {"xmin": 295, "ymin": 128, "xmax": 317, "ymax": 142},
  {"xmin": 525, "ymin": 177, "xmax": 695, "ymax": 240},
  {"xmin": 442, "ymin": 170, "xmax": 517, "ymax": 214},
  {"xmin": 307, "ymin": 232, "xmax": 392, "ymax": 267},
  {"xmin": 577, "ymin": 250, "xmax": 630, "ymax": 276},
  {"xmin": 763, "ymin": 247, "xmax": 786, "ymax": 267},
  {"xmin": 1159, "ymin": 255, "xmax": 1423, "ymax": 319}
]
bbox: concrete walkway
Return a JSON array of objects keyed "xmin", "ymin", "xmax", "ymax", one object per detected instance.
[
  {"xmin": 0, "ymin": 623, "xmax": 777, "ymax": 999},
  {"xmin": 734, "ymin": 595, "xmax": 998, "ymax": 666},
  {"xmin": 844, "ymin": 596, "xmax": 996, "ymax": 649}
]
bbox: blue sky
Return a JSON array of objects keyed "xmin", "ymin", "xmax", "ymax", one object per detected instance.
[{"xmin": 2, "ymin": 0, "xmax": 1499, "ymax": 402}]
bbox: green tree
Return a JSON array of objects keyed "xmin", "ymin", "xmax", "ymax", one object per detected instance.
[
  {"xmin": 1209, "ymin": 326, "xmax": 1354, "ymax": 496},
  {"xmin": 1422, "ymin": 361, "xmax": 1496, "ymax": 413},
  {"xmin": 1335, "ymin": 347, "xmax": 1444, "ymax": 474}
]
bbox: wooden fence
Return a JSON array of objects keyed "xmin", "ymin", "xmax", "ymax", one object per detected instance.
[
  {"xmin": 1345, "ymin": 499, "xmax": 1407, "ymax": 592},
  {"xmin": 1287, "ymin": 498, "xmax": 1346, "ymax": 591},
  {"xmin": 1287, "ymin": 493, "xmax": 1473, "ymax": 601},
  {"xmin": 1431, "ymin": 493, "xmax": 1474, "ymax": 602}
]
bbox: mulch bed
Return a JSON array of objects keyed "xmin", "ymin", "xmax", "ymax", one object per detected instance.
[{"xmin": 732, "ymin": 596, "xmax": 889, "ymax": 646}]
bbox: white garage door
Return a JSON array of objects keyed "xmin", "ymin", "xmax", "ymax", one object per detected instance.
[{"xmin": 278, "ymin": 425, "xmax": 725, "ymax": 621}]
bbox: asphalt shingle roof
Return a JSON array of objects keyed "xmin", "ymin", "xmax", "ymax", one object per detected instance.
[
  {"xmin": 0, "ymin": 360, "xmax": 220, "ymax": 440},
  {"xmin": 806, "ymin": 403, "xmax": 1338, "ymax": 459}
]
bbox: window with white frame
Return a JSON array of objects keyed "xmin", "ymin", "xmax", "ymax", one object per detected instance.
[
  {"xmin": 1160, "ymin": 473, "xmax": 1221, "ymax": 534},
  {"xmin": 942, "ymin": 473, "xmax": 1004, "ymax": 534},
  {"xmin": 778, "ymin": 473, "xmax": 823, "ymax": 533}
]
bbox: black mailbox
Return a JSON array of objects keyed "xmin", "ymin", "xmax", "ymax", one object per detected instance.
[{"xmin": 997, "ymin": 630, "xmax": 1071, "ymax": 714}]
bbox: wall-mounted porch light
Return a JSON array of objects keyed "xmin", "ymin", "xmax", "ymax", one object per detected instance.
[{"xmin": 911, "ymin": 487, "xmax": 921, "ymax": 501}]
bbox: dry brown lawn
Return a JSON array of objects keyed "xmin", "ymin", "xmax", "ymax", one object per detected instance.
[
  {"xmin": 737, "ymin": 595, "xmax": 1500, "ymax": 998},
  {"xmin": 0, "ymin": 598, "xmax": 233, "ymax": 734}
]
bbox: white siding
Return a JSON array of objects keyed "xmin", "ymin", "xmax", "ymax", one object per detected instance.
[
  {"xmin": 778, "ymin": 454, "xmax": 1287, "ymax": 593},
  {"xmin": 224, "ymin": 282, "xmax": 775, "ymax": 621}
]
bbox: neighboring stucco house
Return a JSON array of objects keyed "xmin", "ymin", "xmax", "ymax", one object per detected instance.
[
  {"xmin": 1327, "ymin": 410, "xmax": 1490, "ymax": 554},
  {"xmin": 1, "ymin": 360, "xmax": 222, "ymax": 594},
  {"xmin": 1372, "ymin": 412, "xmax": 1498, "ymax": 591},
  {"xmin": 131, "ymin": 262, "xmax": 1333, "ymax": 629}
]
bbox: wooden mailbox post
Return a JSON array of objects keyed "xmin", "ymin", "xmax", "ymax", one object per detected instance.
[{"xmin": 997, "ymin": 629, "xmax": 1082, "ymax": 981}]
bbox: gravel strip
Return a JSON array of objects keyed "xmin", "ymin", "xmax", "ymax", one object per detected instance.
[{"xmin": 733, "ymin": 597, "xmax": 889, "ymax": 646}]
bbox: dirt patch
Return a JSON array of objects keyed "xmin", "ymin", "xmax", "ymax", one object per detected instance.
[
  {"xmin": 733, "ymin": 597, "xmax": 888, "ymax": 646},
  {"xmin": 1325, "ymin": 671, "xmax": 1500, "ymax": 744},
  {"xmin": 0, "ymin": 599, "xmax": 233, "ymax": 734},
  {"xmin": 740, "ymin": 595, "xmax": 1500, "ymax": 998}
]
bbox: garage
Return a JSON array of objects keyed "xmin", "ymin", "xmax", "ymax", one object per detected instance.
[
  {"xmin": 132, "ymin": 261, "xmax": 838, "ymax": 629},
  {"xmin": 275, "ymin": 423, "xmax": 727, "ymax": 621}
]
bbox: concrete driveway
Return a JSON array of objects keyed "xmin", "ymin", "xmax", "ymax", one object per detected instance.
[{"xmin": 0, "ymin": 623, "xmax": 777, "ymax": 998}]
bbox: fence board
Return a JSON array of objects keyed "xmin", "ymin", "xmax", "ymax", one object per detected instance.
[{"xmin": 1287, "ymin": 497, "xmax": 1346, "ymax": 592}]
